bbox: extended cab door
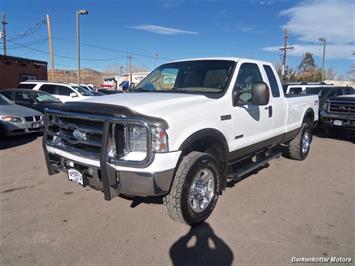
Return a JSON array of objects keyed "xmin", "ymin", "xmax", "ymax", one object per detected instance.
[
  {"xmin": 230, "ymin": 62, "xmax": 273, "ymax": 156},
  {"xmin": 262, "ymin": 64, "xmax": 287, "ymax": 137}
]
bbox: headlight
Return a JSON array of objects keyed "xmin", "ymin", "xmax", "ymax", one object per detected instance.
[
  {"xmin": 128, "ymin": 125, "xmax": 168, "ymax": 153},
  {"xmin": 0, "ymin": 116, "xmax": 22, "ymax": 122},
  {"xmin": 322, "ymin": 102, "xmax": 328, "ymax": 111},
  {"xmin": 129, "ymin": 125, "xmax": 147, "ymax": 152}
]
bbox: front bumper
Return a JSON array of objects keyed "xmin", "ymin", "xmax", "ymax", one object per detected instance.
[
  {"xmin": 0, "ymin": 120, "xmax": 43, "ymax": 136},
  {"xmin": 44, "ymin": 145, "xmax": 180, "ymax": 199},
  {"xmin": 320, "ymin": 111, "xmax": 355, "ymax": 129}
]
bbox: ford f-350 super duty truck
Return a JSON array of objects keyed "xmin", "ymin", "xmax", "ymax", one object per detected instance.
[{"xmin": 42, "ymin": 58, "xmax": 319, "ymax": 225}]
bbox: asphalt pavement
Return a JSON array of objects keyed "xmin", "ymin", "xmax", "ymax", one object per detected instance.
[{"xmin": 0, "ymin": 133, "xmax": 354, "ymax": 265}]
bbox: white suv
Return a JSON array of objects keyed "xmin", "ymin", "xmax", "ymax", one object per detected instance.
[{"xmin": 19, "ymin": 81, "xmax": 95, "ymax": 103}]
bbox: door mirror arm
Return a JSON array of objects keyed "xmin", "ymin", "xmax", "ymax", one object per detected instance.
[{"xmin": 232, "ymin": 86, "xmax": 240, "ymax": 107}]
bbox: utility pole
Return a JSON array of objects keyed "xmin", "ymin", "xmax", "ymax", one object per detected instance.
[
  {"xmin": 128, "ymin": 54, "xmax": 132, "ymax": 84},
  {"xmin": 46, "ymin": 15, "xmax": 55, "ymax": 80},
  {"xmin": 319, "ymin": 37, "xmax": 327, "ymax": 81},
  {"xmin": 279, "ymin": 29, "xmax": 294, "ymax": 77},
  {"xmin": 1, "ymin": 14, "xmax": 7, "ymax": 56}
]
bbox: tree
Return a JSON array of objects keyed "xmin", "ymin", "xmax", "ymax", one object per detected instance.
[
  {"xmin": 346, "ymin": 65, "xmax": 355, "ymax": 81},
  {"xmin": 325, "ymin": 68, "xmax": 337, "ymax": 80},
  {"xmin": 298, "ymin": 52, "xmax": 316, "ymax": 72}
]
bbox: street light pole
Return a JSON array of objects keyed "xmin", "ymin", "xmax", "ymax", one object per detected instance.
[
  {"xmin": 319, "ymin": 37, "xmax": 326, "ymax": 81},
  {"xmin": 76, "ymin": 10, "xmax": 88, "ymax": 85}
]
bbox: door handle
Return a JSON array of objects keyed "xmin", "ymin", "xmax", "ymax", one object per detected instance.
[{"xmin": 265, "ymin": 106, "xmax": 273, "ymax": 117}]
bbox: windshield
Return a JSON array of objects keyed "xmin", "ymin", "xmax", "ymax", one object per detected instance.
[
  {"xmin": 72, "ymin": 86, "xmax": 94, "ymax": 96},
  {"xmin": 0, "ymin": 94, "xmax": 13, "ymax": 105},
  {"xmin": 33, "ymin": 91, "xmax": 60, "ymax": 103},
  {"xmin": 134, "ymin": 60, "xmax": 235, "ymax": 95}
]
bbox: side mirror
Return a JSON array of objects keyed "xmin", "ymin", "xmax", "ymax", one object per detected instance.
[
  {"xmin": 252, "ymin": 82, "xmax": 270, "ymax": 106},
  {"xmin": 70, "ymin": 92, "xmax": 78, "ymax": 98}
]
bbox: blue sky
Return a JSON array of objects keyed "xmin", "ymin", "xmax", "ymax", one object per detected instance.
[{"xmin": 1, "ymin": 0, "xmax": 354, "ymax": 76}]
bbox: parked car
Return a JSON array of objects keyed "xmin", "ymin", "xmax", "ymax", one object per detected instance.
[
  {"xmin": 18, "ymin": 81, "xmax": 95, "ymax": 102},
  {"xmin": 69, "ymin": 83, "xmax": 104, "ymax": 96},
  {"xmin": 0, "ymin": 94, "xmax": 43, "ymax": 136},
  {"xmin": 0, "ymin": 88, "xmax": 62, "ymax": 113},
  {"xmin": 42, "ymin": 58, "xmax": 319, "ymax": 225},
  {"xmin": 320, "ymin": 93, "xmax": 355, "ymax": 131}
]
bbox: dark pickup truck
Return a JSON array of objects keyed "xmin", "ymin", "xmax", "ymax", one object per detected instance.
[{"xmin": 320, "ymin": 95, "xmax": 355, "ymax": 130}]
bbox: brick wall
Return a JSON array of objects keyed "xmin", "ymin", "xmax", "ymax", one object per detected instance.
[{"xmin": 0, "ymin": 55, "xmax": 47, "ymax": 89}]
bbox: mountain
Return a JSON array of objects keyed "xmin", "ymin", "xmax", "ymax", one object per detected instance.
[{"xmin": 50, "ymin": 68, "xmax": 113, "ymax": 86}]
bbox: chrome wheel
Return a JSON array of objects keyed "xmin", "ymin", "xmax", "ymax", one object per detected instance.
[
  {"xmin": 302, "ymin": 131, "xmax": 310, "ymax": 154},
  {"xmin": 188, "ymin": 168, "xmax": 215, "ymax": 213}
]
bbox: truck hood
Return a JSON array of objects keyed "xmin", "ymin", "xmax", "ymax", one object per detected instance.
[{"xmin": 82, "ymin": 92, "xmax": 211, "ymax": 118}]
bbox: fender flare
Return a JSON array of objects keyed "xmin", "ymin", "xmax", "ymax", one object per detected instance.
[{"xmin": 179, "ymin": 128, "xmax": 229, "ymax": 158}]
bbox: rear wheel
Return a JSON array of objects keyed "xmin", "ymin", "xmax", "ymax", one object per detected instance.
[
  {"xmin": 286, "ymin": 122, "xmax": 312, "ymax": 160},
  {"xmin": 163, "ymin": 152, "xmax": 220, "ymax": 225}
]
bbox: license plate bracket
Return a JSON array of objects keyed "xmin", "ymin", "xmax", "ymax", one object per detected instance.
[{"xmin": 68, "ymin": 168, "xmax": 84, "ymax": 186}]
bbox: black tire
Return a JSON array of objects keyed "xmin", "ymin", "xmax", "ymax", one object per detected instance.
[
  {"xmin": 286, "ymin": 122, "xmax": 312, "ymax": 160},
  {"xmin": 163, "ymin": 152, "xmax": 220, "ymax": 225}
]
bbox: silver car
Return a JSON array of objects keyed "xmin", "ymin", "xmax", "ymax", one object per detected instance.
[{"xmin": 0, "ymin": 94, "xmax": 44, "ymax": 136}]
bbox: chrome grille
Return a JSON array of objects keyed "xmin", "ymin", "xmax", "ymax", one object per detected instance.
[
  {"xmin": 329, "ymin": 101, "xmax": 355, "ymax": 114},
  {"xmin": 46, "ymin": 114, "xmax": 105, "ymax": 156},
  {"xmin": 25, "ymin": 115, "xmax": 41, "ymax": 122}
]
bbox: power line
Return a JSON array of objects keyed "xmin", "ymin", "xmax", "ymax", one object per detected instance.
[
  {"xmin": 7, "ymin": 18, "xmax": 46, "ymax": 41},
  {"xmin": 6, "ymin": 38, "xmax": 48, "ymax": 49},
  {"xmin": 53, "ymin": 36, "xmax": 173, "ymax": 61},
  {"xmin": 7, "ymin": 39, "xmax": 127, "ymax": 61}
]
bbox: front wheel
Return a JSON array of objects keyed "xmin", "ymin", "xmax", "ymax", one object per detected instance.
[
  {"xmin": 163, "ymin": 152, "xmax": 220, "ymax": 225},
  {"xmin": 286, "ymin": 123, "xmax": 312, "ymax": 160}
]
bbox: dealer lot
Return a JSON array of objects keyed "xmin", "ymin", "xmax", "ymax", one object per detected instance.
[{"xmin": 0, "ymin": 134, "xmax": 354, "ymax": 265}]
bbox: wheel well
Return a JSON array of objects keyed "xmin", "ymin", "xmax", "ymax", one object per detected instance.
[
  {"xmin": 180, "ymin": 135, "xmax": 226, "ymax": 164},
  {"xmin": 304, "ymin": 108, "xmax": 314, "ymax": 125},
  {"xmin": 179, "ymin": 133, "xmax": 228, "ymax": 191}
]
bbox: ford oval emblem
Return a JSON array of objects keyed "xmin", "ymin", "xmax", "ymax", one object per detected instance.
[{"xmin": 73, "ymin": 129, "xmax": 87, "ymax": 141}]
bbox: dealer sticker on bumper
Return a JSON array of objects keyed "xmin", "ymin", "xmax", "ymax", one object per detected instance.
[{"xmin": 68, "ymin": 168, "xmax": 83, "ymax": 185}]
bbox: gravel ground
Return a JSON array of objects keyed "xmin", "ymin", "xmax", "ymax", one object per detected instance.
[{"xmin": 0, "ymin": 133, "xmax": 354, "ymax": 265}]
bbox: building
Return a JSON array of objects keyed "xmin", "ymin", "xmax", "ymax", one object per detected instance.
[
  {"xmin": 102, "ymin": 72, "xmax": 150, "ymax": 89},
  {"xmin": 0, "ymin": 55, "xmax": 47, "ymax": 89}
]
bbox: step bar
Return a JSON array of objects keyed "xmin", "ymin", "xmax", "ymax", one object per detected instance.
[{"xmin": 228, "ymin": 150, "xmax": 283, "ymax": 180}]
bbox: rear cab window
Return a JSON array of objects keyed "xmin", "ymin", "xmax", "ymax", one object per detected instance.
[
  {"xmin": 263, "ymin": 65, "xmax": 280, "ymax": 97},
  {"xmin": 287, "ymin": 87, "xmax": 302, "ymax": 95}
]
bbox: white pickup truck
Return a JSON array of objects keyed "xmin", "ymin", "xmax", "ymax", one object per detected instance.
[{"xmin": 42, "ymin": 58, "xmax": 319, "ymax": 225}]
